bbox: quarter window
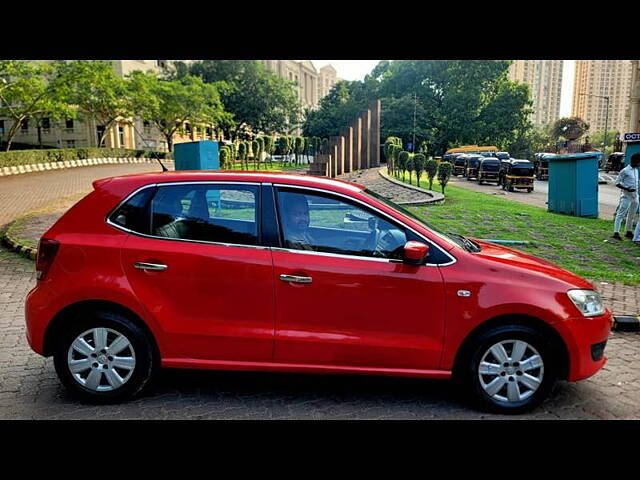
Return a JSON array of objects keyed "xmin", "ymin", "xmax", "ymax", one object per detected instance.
[
  {"xmin": 109, "ymin": 187, "xmax": 156, "ymax": 235},
  {"xmin": 151, "ymin": 184, "xmax": 259, "ymax": 245}
]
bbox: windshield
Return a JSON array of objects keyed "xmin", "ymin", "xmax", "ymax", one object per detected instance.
[
  {"xmin": 482, "ymin": 161, "xmax": 500, "ymax": 171},
  {"xmin": 363, "ymin": 188, "xmax": 477, "ymax": 251},
  {"xmin": 512, "ymin": 167, "xmax": 533, "ymax": 176}
]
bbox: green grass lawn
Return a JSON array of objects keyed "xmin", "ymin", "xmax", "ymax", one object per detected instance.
[{"xmin": 392, "ymin": 169, "xmax": 640, "ymax": 285}]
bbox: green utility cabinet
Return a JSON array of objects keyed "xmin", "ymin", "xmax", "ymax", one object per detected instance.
[{"xmin": 547, "ymin": 153, "xmax": 599, "ymax": 218}]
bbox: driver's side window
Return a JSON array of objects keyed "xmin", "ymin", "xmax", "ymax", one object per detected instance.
[{"xmin": 276, "ymin": 187, "xmax": 408, "ymax": 259}]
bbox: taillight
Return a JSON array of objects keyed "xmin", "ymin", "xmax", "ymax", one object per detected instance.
[{"xmin": 36, "ymin": 238, "xmax": 60, "ymax": 280}]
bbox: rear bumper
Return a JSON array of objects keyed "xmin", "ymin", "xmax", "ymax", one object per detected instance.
[
  {"xmin": 553, "ymin": 310, "xmax": 612, "ymax": 382},
  {"xmin": 25, "ymin": 282, "xmax": 58, "ymax": 356}
]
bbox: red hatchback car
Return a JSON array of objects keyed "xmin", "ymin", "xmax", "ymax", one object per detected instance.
[{"xmin": 25, "ymin": 171, "xmax": 612, "ymax": 413}]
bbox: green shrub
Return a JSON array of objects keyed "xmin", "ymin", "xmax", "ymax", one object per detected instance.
[
  {"xmin": 425, "ymin": 158, "xmax": 438, "ymax": 190},
  {"xmin": 437, "ymin": 162, "xmax": 453, "ymax": 194},
  {"xmin": 413, "ymin": 153, "xmax": 426, "ymax": 186}
]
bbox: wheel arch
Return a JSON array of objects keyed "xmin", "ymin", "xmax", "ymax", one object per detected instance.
[
  {"xmin": 43, "ymin": 299, "xmax": 161, "ymax": 364},
  {"xmin": 451, "ymin": 314, "xmax": 570, "ymax": 381}
]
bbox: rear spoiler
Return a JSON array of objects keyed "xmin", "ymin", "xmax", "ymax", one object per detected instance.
[{"xmin": 92, "ymin": 177, "xmax": 114, "ymax": 190}]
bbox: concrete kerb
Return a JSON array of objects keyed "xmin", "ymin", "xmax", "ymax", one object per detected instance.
[
  {"xmin": 378, "ymin": 167, "xmax": 445, "ymax": 205},
  {"xmin": 1, "ymin": 218, "xmax": 37, "ymax": 260},
  {"xmin": 0, "ymin": 157, "xmax": 158, "ymax": 178}
]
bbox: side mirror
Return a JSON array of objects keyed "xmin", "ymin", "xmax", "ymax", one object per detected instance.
[{"xmin": 403, "ymin": 241, "xmax": 429, "ymax": 265}]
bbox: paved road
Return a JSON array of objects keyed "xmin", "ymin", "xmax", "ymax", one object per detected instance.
[
  {"xmin": 449, "ymin": 174, "xmax": 621, "ymax": 220},
  {"xmin": 0, "ymin": 165, "xmax": 639, "ymax": 418}
]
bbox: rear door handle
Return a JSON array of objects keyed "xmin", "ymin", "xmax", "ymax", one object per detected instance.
[
  {"xmin": 134, "ymin": 262, "xmax": 168, "ymax": 271},
  {"xmin": 279, "ymin": 274, "xmax": 312, "ymax": 284}
]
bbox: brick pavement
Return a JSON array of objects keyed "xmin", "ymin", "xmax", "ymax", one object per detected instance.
[
  {"xmin": 0, "ymin": 162, "xmax": 164, "ymax": 227},
  {"xmin": 0, "ymin": 165, "xmax": 640, "ymax": 419}
]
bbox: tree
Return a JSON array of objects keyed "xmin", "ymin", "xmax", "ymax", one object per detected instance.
[
  {"xmin": 414, "ymin": 153, "xmax": 426, "ymax": 186},
  {"xmin": 0, "ymin": 61, "xmax": 75, "ymax": 151},
  {"xmin": 251, "ymin": 139, "xmax": 260, "ymax": 169},
  {"xmin": 304, "ymin": 60, "xmax": 533, "ymax": 157},
  {"xmin": 302, "ymin": 80, "xmax": 375, "ymax": 138},
  {"xmin": 551, "ymin": 117, "xmax": 589, "ymax": 141},
  {"xmin": 238, "ymin": 142, "xmax": 247, "ymax": 170},
  {"xmin": 589, "ymin": 129, "xmax": 621, "ymax": 156},
  {"xmin": 437, "ymin": 162, "xmax": 453, "ymax": 194},
  {"xmin": 294, "ymin": 136, "xmax": 305, "ymax": 165},
  {"xmin": 219, "ymin": 145, "xmax": 230, "ymax": 169},
  {"xmin": 425, "ymin": 158, "xmax": 438, "ymax": 190},
  {"xmin": 56, "ymin": 61, "xmax": 134, "ymax": 148},
  {"xmin": 186, "ymin": 61, "xmax": 301, "ymax": 139},
  {"xmin": 128, "ymin": 71, "xmax": 229, "ymax": 152},
  {"xmin": 398, "ymin": 150, "xmax": 409, "ymax": 181}
]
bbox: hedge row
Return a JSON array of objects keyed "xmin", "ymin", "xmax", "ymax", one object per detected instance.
[{"xmin": 0, "ymin": 148, "xmax": 172, "ymax": 168}]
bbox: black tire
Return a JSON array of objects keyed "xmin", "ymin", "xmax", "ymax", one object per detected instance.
[
  {"xmin": 479, "ymin": 180, "xmax": 484, "ymax": 185},
  {"xmin": 53, "ymin": 310, "xmax": 156, "ymax": 403},
  {"xmin": 456, "ymin": 325, "xmax": 558, "ymax": 414},
  {"xmin": 527, "ymin": 188, "xmax": 533, "ymax": 193}
]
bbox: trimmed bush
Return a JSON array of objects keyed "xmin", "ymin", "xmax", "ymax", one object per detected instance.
[
  {"xmin": 425, "ymin": 158, "xmax": 438, "ymax": 190},
  {"xmin": 413, "ymin": 153, "xmax": 426, "ymax": 186},
  {"xmin": 437, "ymin": 162, "xmax": 453, "ymax": 194}
]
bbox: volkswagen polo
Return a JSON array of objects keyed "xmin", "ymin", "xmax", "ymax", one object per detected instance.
[{"xmin": 25, "ymin": 171, "xmax": 611, "ymax": 413}]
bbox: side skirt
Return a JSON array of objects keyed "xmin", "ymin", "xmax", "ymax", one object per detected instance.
[{"xmin": 161, "ymin": 358, "xmax": 452, "ymax": 380}]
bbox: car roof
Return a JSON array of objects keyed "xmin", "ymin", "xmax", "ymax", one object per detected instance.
[{"xmin": 93, "ymin": 170, "xmax": 366, "ymax": 196}]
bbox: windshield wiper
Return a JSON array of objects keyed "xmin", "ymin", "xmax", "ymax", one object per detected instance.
[{"xmin": 449, "ymin": 233, "xmax": 481, "ymax": 252}]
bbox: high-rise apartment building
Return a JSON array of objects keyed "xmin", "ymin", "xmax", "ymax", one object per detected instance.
[
  {"xmin": 572, "ymin": 60, "xmax": 634, "ymax": 133},
  {"xmin": 507, "ymin": 60, "xmax": 563, "ymax": 126}
]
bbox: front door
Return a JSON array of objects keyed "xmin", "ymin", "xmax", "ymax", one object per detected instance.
[
  {"xmin": 118, "ymin": 182, "xmax": 275, "ymax": 362},
  {"xmin": 271, "ymin": 186, "xmax": 446, "ymax": 371}
]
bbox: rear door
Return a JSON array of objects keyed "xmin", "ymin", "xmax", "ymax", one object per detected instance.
[{"xmin": 113, "ymin": 182, "xmax": 275, "ymax": 362}]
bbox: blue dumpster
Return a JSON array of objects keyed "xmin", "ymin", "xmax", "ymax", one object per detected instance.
[
  {"xmin": 547, "ymin": 153, "xmax": 599, "ymax": 218},
  {"xmin": 174, "ymin": 140, "xmax": 219, "ymax": 171}
]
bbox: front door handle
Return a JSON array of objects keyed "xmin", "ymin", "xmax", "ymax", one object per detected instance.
[
  {"xmin": 279, "ymin": 274, "xmax": 312, "ymax": 284},
  {"xmin": 134, "ymin": 262, "xmax": 168, "ymax": 272}
]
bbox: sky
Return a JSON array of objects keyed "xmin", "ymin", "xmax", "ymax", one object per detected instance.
[{"xmin": 311, "ymin": 60, "xmax": 576, "ymax": 117}]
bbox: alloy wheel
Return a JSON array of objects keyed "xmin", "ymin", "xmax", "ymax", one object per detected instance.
[
  {"xmin": 67, "ymin": 327, "xmax": 136, "ymax": 392},
  {"xmin": 478, "ymin": 339, "xmax": 544, "ymax": 403}
]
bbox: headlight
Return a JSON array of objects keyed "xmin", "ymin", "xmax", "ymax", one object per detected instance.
[{"xmin": 567, "ymin": 289, "xmax": 605, "ymax": 317}]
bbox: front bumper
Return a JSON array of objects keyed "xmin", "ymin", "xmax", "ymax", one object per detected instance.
[{"xmin": 553, "ymin": 310, "xmax": 612, "ymax": 382}]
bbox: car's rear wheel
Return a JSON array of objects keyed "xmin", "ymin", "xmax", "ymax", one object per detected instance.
[
  {"xmin": 460, "ymin": 325, "xmax": 557, "ymax": 414},
  {"xmin": 53, "ymin": 311, "xmax": 155, "ymax": 402}
]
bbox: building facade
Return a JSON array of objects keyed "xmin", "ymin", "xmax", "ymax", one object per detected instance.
[
  {"xmin": 317, "ymin": 65, "xmax": 338, "ymax": 103},
  {"xmin": 572, "ymin": 60, "xmax": 634, "ymax": 133},
  {"xmin": 260, "ymin": 60, "xmax": 339, "ymax": 110},
  {"xmin": 508, "ymin": 60, "xmax": 563, "ymax": 127},
  {"xmin": 626, "ymin": 60, "xmax": 640, "ymax": 133}
]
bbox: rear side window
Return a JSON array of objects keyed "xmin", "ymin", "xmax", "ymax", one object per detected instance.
[
  {"xmin": 109, "ymin": 187, "xmax": 155, "ymax": 234},
  {"xmin": 151, "ymin": 184, "xmax": 260, "ymax": 245}
]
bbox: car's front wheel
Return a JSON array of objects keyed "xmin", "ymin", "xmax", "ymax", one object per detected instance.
[
  {"xmin": 53, "ymin": 311, "xmax": 155, "ymax": 402},
  {"xmin": 460, "ymin": 325, "xmax": 558, "ymax": 414}
]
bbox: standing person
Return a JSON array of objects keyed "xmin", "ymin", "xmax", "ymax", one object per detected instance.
[{"xmin": 613, "ymin": 153, "xmax": 640, "ymax": 240}]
